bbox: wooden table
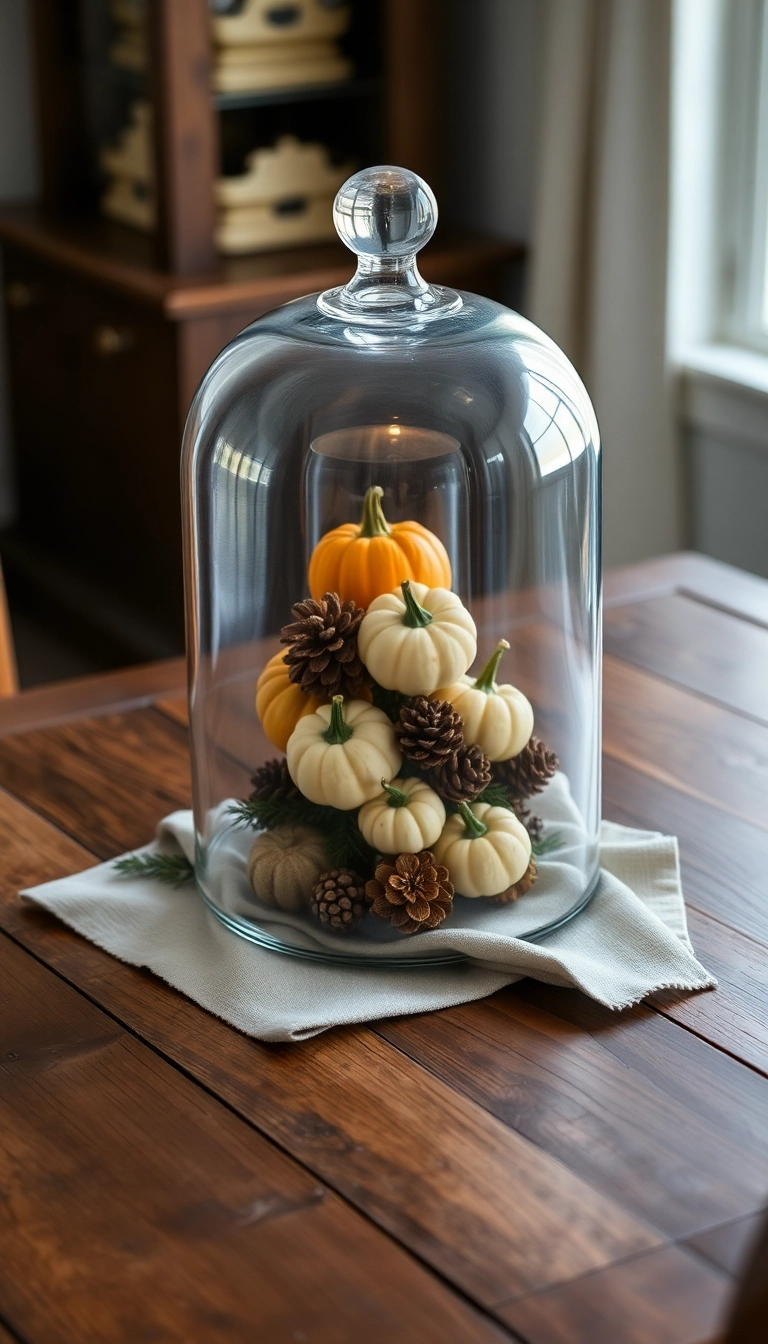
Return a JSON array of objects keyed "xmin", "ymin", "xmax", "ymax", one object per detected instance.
[{"xmin": 1, "ymin": 552, "xmax": 766, "ymax": 1344}]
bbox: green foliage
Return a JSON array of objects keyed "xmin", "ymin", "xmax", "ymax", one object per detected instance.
[
  {"xmin": 532, "ymin": 832, "xmax": 564, "ymax": 857},
  {"xmin": 228, "ymin": 793, "xmax": 317, "ymax": 832},
  {"xmin": 370, "ymin": 682, "xmax": 410, "ymax": 723},
  {"xmin": 475, "ymin": 781, "xmax": 516, "ymax": 810},
  {"xmin": 228, "ymin": 793, "xmax": 376, "ymax": 875},
  {"xmin": 113, "ymin": 852, "xmax": 195, "ymax": 886},
  {"xmin": 323, "ymin": 810, "xmax": 377, "ymax": 873}
]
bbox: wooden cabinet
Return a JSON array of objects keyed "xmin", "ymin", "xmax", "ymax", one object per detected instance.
[
  {"xmin": 4, "ymin": 244, "xmax": 181, "ymax": 638},
  {"xmin": 0, "ymin": 0, "xmax": 522, "ymax": 658}
]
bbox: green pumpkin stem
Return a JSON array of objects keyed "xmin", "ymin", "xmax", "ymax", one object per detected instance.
[
  {"xmin": 382, "ymin": 779, "xmax": 408, "ymax": 808},
  {"xmin": 359, "ymin": 485, "xmax": 392, "ymax": 538},
  {"xmin": 458, "ymin": 801, "xmax": 488, "ymax": 839},
  {"xmin": 473, "ymin": 639, "xmax": 510, "ymax": 694},
  {"xmin": 400, "ymin": 579, "xmax": 433, "ymax": 628},
  {"xmin": 323, "ymin": 695, "xmax": 354, "ymax": 745}
]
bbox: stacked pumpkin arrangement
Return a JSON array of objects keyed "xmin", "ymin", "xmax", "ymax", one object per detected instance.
[{"xmin": 240, "ymin": 486, "xmax": 559, "ymax": 937}]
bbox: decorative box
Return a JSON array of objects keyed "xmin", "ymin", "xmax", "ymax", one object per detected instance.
[
  {"xmin": 211, "ymin": 0, "xmax": 352, "ymax": 94},
  {"xmin": 100, "ymin": 101, "xmax": 155, "ymax": 232},
  {"xmin": 100, "ymin": 109, "xmax": 347, "ymax": 255},
  {"xmin": 215, "ymin": 135, "xmax": 353, "ymax": 254},
  {"xmin": 109, "ymin": 0, "xmax": 146, "ymax": 72},
  {"xmin": 181, "ymin": 166, "xmax": 602, "ymax": 963}
]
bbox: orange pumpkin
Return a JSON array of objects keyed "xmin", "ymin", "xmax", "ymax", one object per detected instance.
[
  {"xmin": 308, "ymin": 485, "xmax": 452, "ymax": 610},
  {"xmin": 255, "ymin": 652, "xmax": 326, "ymax": 752}
]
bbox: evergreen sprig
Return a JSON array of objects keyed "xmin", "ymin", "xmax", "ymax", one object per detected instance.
[
  {"xmin": 113, "ymin": 852, "xmax": 195, "ymax": 886},
  {"xmin": 475, "ymin": 781, "xmax": 516, "ymax": 810},
  {"xmin": 531, "ymin": 832, "xmax": 564, "ymax": 857},
  {"xmin": 228, "ymin": 793, "xmax": 376, "ymax": 874},
  {"xmin": 229, "ymin": 793, "xmax": 319, "ymax": 832},
  {"xmin": 324, "ymin": 810, "xmax": 377, "ymax": 872},
  {"xmin": 370, "ymin": 682, "xmax": 410, "ymax": 723}
]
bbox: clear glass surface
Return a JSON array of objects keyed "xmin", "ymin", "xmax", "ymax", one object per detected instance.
[{"xmin": 181, "ymin": 167, "xmax": 602, "ymax": 963}]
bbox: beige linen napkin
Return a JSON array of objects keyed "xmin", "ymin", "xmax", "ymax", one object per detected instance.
[{"xmin": 21, "ymin": 805, "xmax": 715, "ymax": 1042}]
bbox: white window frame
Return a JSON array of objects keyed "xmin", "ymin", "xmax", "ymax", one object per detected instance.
[
  {"xmin": 717, "ymin": 0, "xmax": 768, "ymax": 353},
  {"xmin": 668, "ymin": 0, "xmax": 768, "ymax": 393}
]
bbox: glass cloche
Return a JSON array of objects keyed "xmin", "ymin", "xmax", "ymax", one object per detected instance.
[{"xmin": 181, "ymin": 166, "xmax": 601, "ymax": 966}]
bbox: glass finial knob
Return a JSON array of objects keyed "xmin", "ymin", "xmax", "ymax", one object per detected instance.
[{"xmin": 333, "ymin": 166, "xmax": 438, "ymax": 260}]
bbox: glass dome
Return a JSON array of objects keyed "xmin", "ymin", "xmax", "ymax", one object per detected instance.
[{"xmin": 181, "ymin": 166, "xmax": 602, "ymax": 965}]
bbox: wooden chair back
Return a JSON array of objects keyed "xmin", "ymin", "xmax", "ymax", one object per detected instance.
[{"xmin": 0, "ymin": 558, "xmax": 18, "ymax": 695}]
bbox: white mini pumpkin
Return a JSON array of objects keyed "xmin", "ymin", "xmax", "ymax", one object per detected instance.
[
  {"xmin": 436, "ymin": 639, "xmax": 534, "ymax": 761},
  {"xmin": 286, "ymin": 695, "xmax": 401, "ymax": 809},
  {"xmin": 432, "ymin": 801, "xmax": 531, "ymax": 897},
  {"xmin": 358, "ymin": 776, "xmax": 446, "ymax": 853},
  {"xmin": 357, "ymin": 580, "xmax": 477, "ymax": 697},
  {"xmin": 247, "ymin": 823, "xmax": 326, "ymax": 911}
]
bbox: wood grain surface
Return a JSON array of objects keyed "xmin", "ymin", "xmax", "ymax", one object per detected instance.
[
  {"xmin": 1, "ymin": 553, "xmax": 767, "ymax": 1344},
  {"xmin": 0, "ymin": 935, "xmax": 508, "ymax": 1344},
  {"xmin": 604, "ymin": 592, "xmax": 768, "ymax": 721},
  {"xmin": 499, "ymin": 1246, "xmax": 732, "ymax": 1344},
  {"xmin": 0, "ymin": 796, "xmax": 659, "ymax": 1310}
]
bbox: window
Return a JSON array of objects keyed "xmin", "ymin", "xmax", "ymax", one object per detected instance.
[{"xmin": 718, "ymin": 0, "xmax": 768, "ymax": 351}]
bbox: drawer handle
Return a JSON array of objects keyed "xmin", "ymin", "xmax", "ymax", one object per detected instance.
[
  {"xmin": 6, "ymin": 282, "xmax": 38, "ymax": 309},
  {"xmin": 93, "ymin": 325, "xmax": 134, "ymax": 356}
]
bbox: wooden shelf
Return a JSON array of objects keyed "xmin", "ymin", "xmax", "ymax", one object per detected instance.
[
  {"xmin": 213, "ymin": 77, "xmax": 383, "ymax": 111},
  {"xmin": 0, "ymin": 203, "xmax": 524, "ymax": 321},
  {"xmin": 83, "ymin": 64, "xmax": 380, "ymax": 112}
]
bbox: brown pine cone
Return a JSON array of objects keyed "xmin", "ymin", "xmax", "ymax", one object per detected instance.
[
  {"xmin": 433, "ymin": 742, "xmax": 492, "ymax": 803},
  {"xmin": 495, "ymin": 736, "xmax": 559, "ymax": 801},
  {"xmin": 281, "ymin": 592, "xmax": 365, "ymax": 698},
  {"xmin": 513, "ymin": 801, "xmax": 544, "ymax": 845},
  {"xmin": 249, "ymin": 757, "xmax": 299, "ymax": 803},
  {"xmin": 487, "ymin": 858, "xmax": 538, "ymax": 905},
  {"xmin": 311, "ymin": 869, "xmax": 367, "ymax": 933},
  {"xmin": 366, "ymin": 850, "xmax": 454, "ymax": 935},
  {"xmin": 396, "ymin": 696, "xmax": 463, "ymax": 769}
]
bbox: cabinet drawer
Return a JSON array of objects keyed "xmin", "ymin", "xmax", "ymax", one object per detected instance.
[{"xmin": 3, "ymin": 245, "xmax": 183, "ymax": 638}]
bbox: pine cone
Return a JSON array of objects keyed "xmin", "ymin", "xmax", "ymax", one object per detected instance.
[
  {"xmin": 513, "ymin": 801, "xmax": 544, "ymax": 845},
  {"xmin": 433, "ymin": 742, "xmax": 492, "ymax": 803},
  {"xmin": 395, "ymin": 696, "xmax": 464, "ymax": 769},
  {"xmin": 366, "ymin": 850, "xmax": 454, "ymax": 935},
  {"xmin": 311, "ymin": 869, "xmax": 367, "ymax": 933},
  {"xmin": 495, "ymin": 736, "xmax": 559, "ymax": 801},
  {"xmin": 249, "ymin": 757, "xmax": 299, "ymax": 803},
  {"xmin": 487, "ymin": 858, "xmax": 538, "ymax": 905},
  {"xmin": 281, "ymin": 592, "xmax": 365, "ymax": 698}
]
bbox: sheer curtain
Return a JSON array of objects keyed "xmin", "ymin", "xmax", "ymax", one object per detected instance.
[{"xmin": 527, "ymin": 0, "xmax": 682, "ymax": 566}]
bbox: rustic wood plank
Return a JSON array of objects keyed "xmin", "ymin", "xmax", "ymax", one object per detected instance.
[
  {"xmin": 686, "ymin": 1211, "xmax": 766, "ymax": 1276},
  {"xmin": 0, "ymin": 658, "xmax": 186, "ymax": 737},
  {"xmin": 649, "ymin": 909, "xmax": 768, "ymax": 1076},
  {"xmin": 0, "ymin": 711, "xmax": 191, "ymax": 857},
  {"xmin": 603, "ymin": 755, "xmax": 768, "ymax": 946},
  {"xmin": 377, "ymin": 986, "xmax": 768, "ymax": 1240},
  {"xmin": 155, "ymin": 694, "xmax": 188, "ymax": 727},
  {"xmin": 603, "ymin": 656, "xmax": 768, "ymax": 832},
  {"xmin": 498, "ymin": 1245, "xmax": 731, "ymax": 1344},
  {"xmin": 604, "ymin": 593, "xmax": 768, "ymax": 724},
  {"xmin": 604, "ymin": 551, "xmax": 768, "ymax": 628},
  {"xmin": 0, "ymin": 789, "xmax": 662, "ymax": 1308},
  {"xmin": 0, "ymin": 935, "xmax": 510, "ymax": 1344},
  {"xmin": 602, "ymin": 757, "xmax": 768, "ymax": 1069}
]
